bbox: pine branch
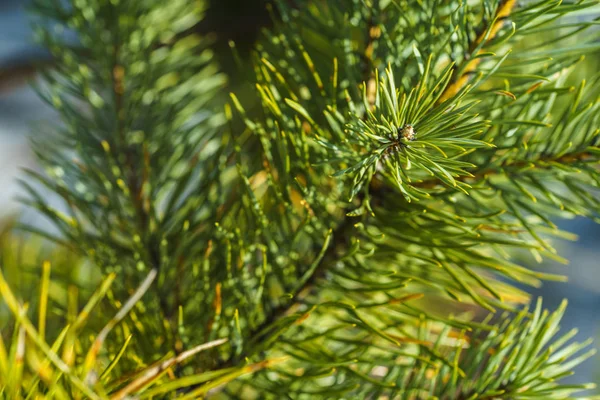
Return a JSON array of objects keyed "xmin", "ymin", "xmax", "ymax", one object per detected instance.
[
  {"xmin": 220, "ymin": 0, "xmax": 600, "ymax": 382},
  {"xmin": 24, "ymin": 0, "xmax": 229, "ymax": 373},
  {"xmin": 20, "ymin": 0, "xmax": 600, "ymax": 396},
  {"xmin": 217, "ymin": 3, "xmax": 385, "ymax": 368},
  {"xmin": 105, "ymin": 4, "xmax": 181, "ymax": 363}
]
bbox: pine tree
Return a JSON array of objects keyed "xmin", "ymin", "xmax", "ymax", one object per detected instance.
[{"xmin": 1, "ymin": 0, "xmax": 600, "ymax": 397}]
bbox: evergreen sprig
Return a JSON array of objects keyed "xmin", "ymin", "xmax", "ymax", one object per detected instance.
[
  {"xmin": 9, "ymin": 0, "xmax": 600, "ymax": 397},
  {"xmin": 20, "ymin": 0, "xmax": 231, "ymax": 364},
  {"xmin": 317, "ymin": 64, "xmax": 494, "ymax": 201}
]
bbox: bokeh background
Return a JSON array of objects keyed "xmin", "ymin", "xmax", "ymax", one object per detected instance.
[{"xmin": 1, "ymin": 0, "xmax": 599, "ymax": 388}]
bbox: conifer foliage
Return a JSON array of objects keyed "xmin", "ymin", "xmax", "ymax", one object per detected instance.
[{"xmin": 2, "ymin": 0, "xmax": 600, "ymax": 397}]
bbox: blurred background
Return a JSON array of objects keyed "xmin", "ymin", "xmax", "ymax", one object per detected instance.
[{"xmin": 1, "ymin": 0, "xmax": 599, "ymax": 389}]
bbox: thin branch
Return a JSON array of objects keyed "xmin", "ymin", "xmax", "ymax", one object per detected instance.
[
  {"xmin": 362, "ymin": 0, "xmax": 381, "ymax": 107},
  {"xmin": 413, "ymin": 150, "xmax": 596, "ymax": 190},
  {"xmin": 438, "ymin": 0, "xmax": 517, "ymax": 103},
  {"xmin": 83, "ymin": 268, "xmax": 158, "ymax": 383},
  {"xmin": 215, "ymin": 181, "xmax": 357, "ymax": 371},
  {"xmin": 110, "ymin": 338, "xmax": 228, "ymax": 400}
]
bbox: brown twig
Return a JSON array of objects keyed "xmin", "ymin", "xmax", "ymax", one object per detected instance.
[
  {"xmin": 109, "ymin": 338, "xmax": 228, "ymax": 400},
  {"xmin": 438, "ymin": 0, "xmax": 517, "ymax": 103},
  {"xmin": 412, "ymin": 150, "xmax": 595, "ymax": 190}
]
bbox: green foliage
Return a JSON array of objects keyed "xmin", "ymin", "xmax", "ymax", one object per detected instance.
[
  {"xmin": 0, "ymin": 256, "xmax": 239, "ymax": 399},
  {"xmin": 21, "ymin": 0, "xmax": 230, "ymax": 362},
  {"xmin": 237, "ymin": 299, "xmax": 596, "ymax": 399},
  {"xmin": 6, "ymin": 0, "xmax": 600, "ymax": 397}
]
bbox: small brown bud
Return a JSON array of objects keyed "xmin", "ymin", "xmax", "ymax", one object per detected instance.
[{"xmin": 398, "ymin": 124, "xmax": 415, "ymax": 141}]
